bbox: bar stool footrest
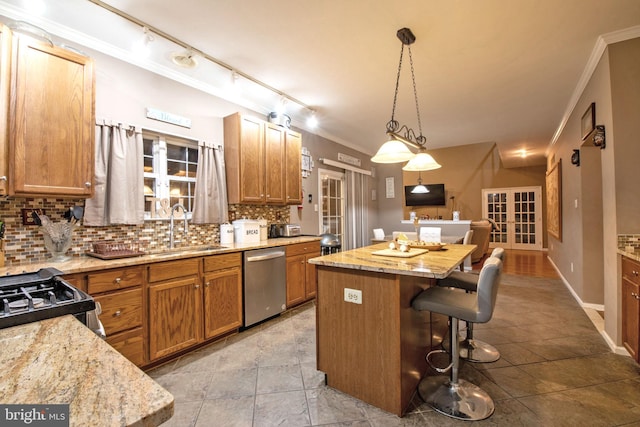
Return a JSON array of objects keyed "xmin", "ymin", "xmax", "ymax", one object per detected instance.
[{"xmin": 426, "ymin": 349, "xmax": 452, "ymax": 374}]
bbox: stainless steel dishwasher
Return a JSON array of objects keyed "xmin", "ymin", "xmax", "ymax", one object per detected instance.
[{"xmin": 243, "ymin": 247, "xmax": 287, "ymax": 327}]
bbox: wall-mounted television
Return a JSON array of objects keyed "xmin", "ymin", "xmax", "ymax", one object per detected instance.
[{"xmin": 404, "ymin": 184, "xmax": 446, "ymax": 206}]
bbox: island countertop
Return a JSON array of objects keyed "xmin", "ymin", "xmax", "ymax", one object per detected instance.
[
  {"xmin": 0, "ymin": 315, "xmax": 174, "ymax": 427},
  {"xmin": 308, "ymin": 242, "xmax": 476, "ymax": 279}
]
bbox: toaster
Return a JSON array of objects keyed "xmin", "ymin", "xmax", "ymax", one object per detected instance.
[{"xmin": 282, "ymin": 224, "xmax": 301, "ymax": 237}]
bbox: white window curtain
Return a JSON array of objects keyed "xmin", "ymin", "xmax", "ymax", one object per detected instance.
[
  {"xmin": 344, "ymin": 170, "xmax": 369, "ymax": 250},
  {"xmin": 84, "ymin": 120, "xmax": 144, "ymax": 226},
  {"xmin": 191, "ymin": 141, "xmax": 228, "ymax": 224}
]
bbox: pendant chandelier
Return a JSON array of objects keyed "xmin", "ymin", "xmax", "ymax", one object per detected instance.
[{"xmin": 371, "ymin": 28, "xmax": 441, "ymax": 172}]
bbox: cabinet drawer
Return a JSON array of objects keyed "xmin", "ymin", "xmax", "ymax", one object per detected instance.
[
  {"xmin": 106, "ymin": 327, "xmax": 144, "ymax": 366},
  {"xmin": 148, "ymin": 258, "xmax": 200, "ymax": 283},
  {"xmin": 88, "ymin": 267, "xmax": 143, "ymax": 294},
  {"xmin": 94, "ymin": 288, "xmax": 142, "ymax": 335},
  {"xmin": 622, "ymin": 257, "xmax": 640, "ymax": 285},
  {"xmin": 286, "ymin": 241, "xmax": 320, "ymax": 257},
  {"xmin": 204, "ymin": 252, "xmax": 242, "ymax": 272}
]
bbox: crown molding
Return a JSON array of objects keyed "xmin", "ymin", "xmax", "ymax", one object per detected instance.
[{"xmin": 548, "ymin": 25, "xmax": 640, "ymax": 151}]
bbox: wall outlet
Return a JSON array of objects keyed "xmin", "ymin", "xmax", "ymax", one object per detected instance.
[{"xmin": 344, "ymin": 288, "xmax": 362, "ymax": 304}]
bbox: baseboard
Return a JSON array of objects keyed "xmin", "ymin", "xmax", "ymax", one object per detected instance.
[{"xmin": 546, "ymin": 256, "xmax": 624, "ymax": 355}]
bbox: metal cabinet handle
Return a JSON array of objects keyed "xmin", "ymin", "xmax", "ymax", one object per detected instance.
[
  {"xmin": 114, "ymin": 310, "xmax": 122, "ymax": 317},
  {"xmin": 85, "ymin": 182, "xmax": 92, "ymax": 188},
  {"xmin": 114, "ymin": 277, "xmax": 121, "ymax": 284},
  {"xmin": 195, "ymin": 284, "xmax": 200, "ymax": 289},
  {"xmin": 205, "ymin": 281, "xmax": 210, "ymax": 287},
  {"xmin": 0, "ymin": 176, "xmax": 6, "ymax": 181},
  {"xmin": 633, "ymin": 270, "xmax": 639, "ymax": 277}
]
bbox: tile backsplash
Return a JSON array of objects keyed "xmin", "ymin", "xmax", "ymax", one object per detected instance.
[
  {"xmin": 0, "ymin": 198, "xmax": 290, "ymax": 266},
  {"xmin": 618, "ymin": 234, "xmax": 640, "ymax": 252}
]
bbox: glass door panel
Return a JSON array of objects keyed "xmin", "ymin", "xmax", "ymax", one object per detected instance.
[{"xmin": 482, "ymin": 186, "xmax": 542, "ymax": 250}]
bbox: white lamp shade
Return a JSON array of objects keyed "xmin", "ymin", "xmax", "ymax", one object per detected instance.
[
  {"xmin": 411, "ymin": 184, "xmax": 429, "ymax": 193},
  {"xmin": 371, "ymin": 139, "xmax": 414, "ymax": 163},
  {"xmin": 402, "ymin": 151, "xmax": 442, "ymax": 171}
]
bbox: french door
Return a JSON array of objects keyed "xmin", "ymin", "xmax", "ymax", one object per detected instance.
[
  {"xmin": 318, "ymin": 169, "xmax": 345, "ymax": 247},
  {"xmin": 482, "ymin": 186, "xmax": 543, "ymax": 250}
]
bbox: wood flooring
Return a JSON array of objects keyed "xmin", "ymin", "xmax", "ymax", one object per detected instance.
[{"xmin": 474, "ymin": 249, "xmax": 559, "ymax": 279}]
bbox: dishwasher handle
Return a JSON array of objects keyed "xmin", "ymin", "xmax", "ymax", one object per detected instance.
[{"xmin": 246, "ymin": 250, "xmax": 286, "ymax": 262}]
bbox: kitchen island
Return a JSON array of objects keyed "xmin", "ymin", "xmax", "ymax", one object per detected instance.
[
  {"xmin": 309, "ymin": 242, "xmax": 476, "ymax": 417},
  {"xmin": 0, "ymin": 315, "xmax": 174, "ymax": 427}
]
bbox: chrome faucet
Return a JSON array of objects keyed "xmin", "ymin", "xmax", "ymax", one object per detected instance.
[{"xmin": 169, "ymin": 204, "xmax": 188, "ymax": 249}]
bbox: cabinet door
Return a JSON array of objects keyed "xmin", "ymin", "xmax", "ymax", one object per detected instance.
[
  {"xmin": 203, "ymin": 266, "xmax": 243, "ymax": 339},
  {"xmin": 238, "ymin": 115, "xmax": 264, "ymax": 203},
  {"xmin": 285, "ymin": 130, "xmax": 302, "ymax": 204},
  {"xmin": 305, "ymin": 254, "xmax": 317, "ymax": 299},
  {"xmin": 9, "ymin": 37, "xmax": 94, "ymax": 197},
  {"xmin": 149, "ymin": 276, "xmax": 202, "ymax": 360},
  {"xmin": 286, "ymin": 254, "xmax": 306, "ymax": 307},
  {"xmin": 0, "ymin": 25, "xmax": 10, "ymax": 195},
  {"xmin": 264, "ymin": 122, "xmax": 285, "ymax": 204},
  {"xmin": 622, "ymin": 277, "xmax": 639, "ymax": 361}
]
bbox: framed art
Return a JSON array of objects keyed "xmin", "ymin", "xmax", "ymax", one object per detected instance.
[
  {"xmin": 581, "ymin": 102, "xmax": 595, "ymax": 140},
  {"xmin": 545, "ymin": 159, "xmax": 562, "ymax": 241}
]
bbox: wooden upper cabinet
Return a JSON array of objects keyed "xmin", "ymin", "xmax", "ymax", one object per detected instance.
[
  {"xmin": 224, "ymin": 112, "xmax": 302, "ymax": 205},
  {"xmin": 9, "ymin": 36, "xmax": 95, "ymax": 197},
  {"xmin": 264, "ymin": 122, "xmax": 285, "ymax": 204},
  {"xmin": 0, "ymin": 25, "xmax": 11, "ymax": 196},
  {"xmin": 285, "ymin": 129, "xmax": 302, "ymax": 204}
]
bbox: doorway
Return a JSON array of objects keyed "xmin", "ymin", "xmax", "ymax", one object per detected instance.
[
  {"xmin": 318, "ymin": 168, "xmax": 345, "ymax": 246},
  {"xmin": 482, "ymin": 186, "xmax": 543, "ymax": 250}
]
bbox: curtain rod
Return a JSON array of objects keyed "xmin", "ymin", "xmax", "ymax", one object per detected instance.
[
  {"xmin": 320, "ymin": 158, "xmax": 372, "ymax": 176},
  {"xmin": 88, "ymin": 0, "xmax": 312, "ymax": 112}
]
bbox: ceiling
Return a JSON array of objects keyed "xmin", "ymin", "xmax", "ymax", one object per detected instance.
[{"xmin": 2, "ymin": 0, "xmax": 640, "ymax": 168}]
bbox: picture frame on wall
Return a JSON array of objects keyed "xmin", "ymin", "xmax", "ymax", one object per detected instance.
[
  {"xmin": 581, "ymin": 102, "xmax": 595, "ymax": 140},
  {"xmin": 546, "ymin": 159, "xmax": 562, "ymax": 241}
]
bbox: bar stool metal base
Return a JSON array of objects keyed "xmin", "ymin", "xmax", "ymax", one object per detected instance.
[
  {"xmin": 459, "ymin": 338, "xmax": 501, "ymax": 363},
  {"xmin": 418, "ymin": 375, "xmax": 495, "ymax": 421}
]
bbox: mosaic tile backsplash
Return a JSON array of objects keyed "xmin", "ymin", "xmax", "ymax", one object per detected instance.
[
  {"xmin": 618, "ymin": 234, "xmax": 640, "ymax": 252},
  {"xmin": 0, "ymin": 198, "xmax": 290, "ymax": 266}
]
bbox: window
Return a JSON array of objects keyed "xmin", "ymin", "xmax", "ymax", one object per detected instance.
[{"xmin": 143, "ymin": 132, "xmax": 198, "ymax": 219}]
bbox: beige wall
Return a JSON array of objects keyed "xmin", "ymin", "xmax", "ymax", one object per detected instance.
[
  {"xmin": 546, "ymin": 36, "xmax": 640, "ymax": 349},
  {"xmin": 374, "ymin": 142, "xmax": 546, "ymax": 240}
]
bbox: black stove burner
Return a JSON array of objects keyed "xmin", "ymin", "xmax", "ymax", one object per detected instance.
[{"xmin": 0, "ymin": 268, "xmax": 96, "ymax": 329}]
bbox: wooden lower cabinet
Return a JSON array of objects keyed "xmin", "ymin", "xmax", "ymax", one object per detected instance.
[
  {"xmin": 286, "ymin": 241, "xmax": 320, "ymax": 307},
  {"xmin": 622, "ymin": 256, "xmax": 640, "ymax": 363},
  {"xmin": 148, "ymin": 254, "xmax": 243, "ymax": 362},
  {"xmin": 148, "ymin": 258, "xmax": 202, "ymax": 361},
  {"xmin": 65, "ymin": 266, "xmax": 145, "ymax": 366},
  {"xmin": 107, "ymin": 327, "xmax": 145, "ymax": 366},
  {"xmin": 203, "ymin": 253, "xmax": 243, "ymax": 340}
]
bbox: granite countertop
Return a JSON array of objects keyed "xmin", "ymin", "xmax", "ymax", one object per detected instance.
[
  {"xmin": 0, "ymin": 236, "xmax": 321, "ymax": 276},
  {"xmin": 0, "ymin": 315, "xmax": 173, "ymax": 427},
  {"xmin": 619, "ymin": 248, "xmax": 640, "ymax": 263},
  {"xmin": 308, "ymin": 242, "xmax": 476, "ymax": 279}
]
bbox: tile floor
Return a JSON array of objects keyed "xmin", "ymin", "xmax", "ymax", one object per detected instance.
[{"xmin": 148, "ymin": 273, "xmax": 640, "ymax": 426}]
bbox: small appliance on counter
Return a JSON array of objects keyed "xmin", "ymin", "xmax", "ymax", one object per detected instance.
[
  {"xmin": 283, "ymin": 224, "xmax": 301, "ymax": 237},
  {"xmin": 268, "ymin": 224, "xmax": 301, "ymax": 238}
]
